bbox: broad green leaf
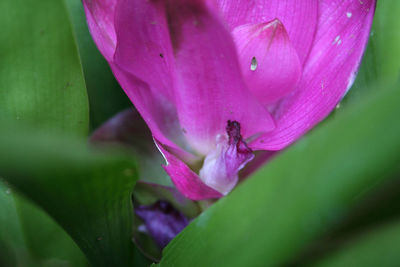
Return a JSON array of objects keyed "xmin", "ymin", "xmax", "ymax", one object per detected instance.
[
  {"xmin": 65, "ymin": 0, "xmax": 132, "ymax": 129},
  {"xmin": 314, "ymin": 220, "xmax": 400, "ymax": 267},
  {"xmin": 0, "ymin": 0, "xmax": 92, "ymax": 265},
  {"xmin": 0, "ymin": 124, "xmax": 141, "ymax": 266},
  {"xmin": 158, "ymin": 82, "xmax": 400, "ymax": 267},
  {"xmin": 0, "ymin": 0, "xmax": 89, "ymax": 135}
]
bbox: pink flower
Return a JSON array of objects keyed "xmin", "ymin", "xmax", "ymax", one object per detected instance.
[{"xmin": 83, "ymin": 0, "xmax": 375, "ymax": 200}]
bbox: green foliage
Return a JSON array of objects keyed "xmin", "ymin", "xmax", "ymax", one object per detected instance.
[
  {"xmin": 0, "ymin": 125, "xmax": 140, "ymax": 266},
  {"xmin": 158, "ymin": 82, "xmax": 400, "ymax": 266},
  {"xmin": 314, "ymin": 220, "xmax": 400, "ymax": 267},
  {"xmin": 0, "ymin": 0, "xmax": 89, "ymax": 135}
]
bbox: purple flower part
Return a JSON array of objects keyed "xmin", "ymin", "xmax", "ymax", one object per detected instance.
[
  {"xmin": 199, "ymin": 121, "xmax": 254, "ymax": 195},
  {"xmin": 135, "ymin": 200, "xmax": 189, "ymax": 249}
]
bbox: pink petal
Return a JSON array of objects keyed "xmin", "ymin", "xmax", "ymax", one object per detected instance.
[
  {"xmin": 251, "ymin": 0, "xmax": 376, "ymax": 151},
  {"xmin": 110, "ymin": 0, "xmax": 195, "ymax": 160},
  {"xmin": 216, "ymin": 0, "xmax": 319, "ymax": 64},
  {"xmin": 113, "ymin": 0, "xmax": 175, "ymax": 104},
  {"xmin": 232, "ymin": 20, "xmax": 302, "ymax": 105},
  {"xmin": 155, "ymin": 140, "xmax": 223, "ymax": 201},
  {"xmin": 109, "ymin": 64, "xmax": 194, "ymax": 161},
  {"xmin": 167, "ymin": 0, "xmax": 275, "ymax": 155},
  {"xmin": 82, "ymin": 0, "xmax": 118, "ymax": 61}
]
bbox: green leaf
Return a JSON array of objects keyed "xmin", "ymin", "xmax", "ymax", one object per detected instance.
[
  {"xmin": 158, "ymin": 82, "xmax": 400, "ymax": 267},
  {"xmin": 0, "ymin": 181, "xmax": 88, "ymax": 267},
  {"xmin": 14, "ymin": 195, "xmax": 88, "ymax": 267},
  {"xmin": 65, "ymin": 0, "xmax": 132, "ymax": 129},
  {"xmin": 0, "ymin": 124, "xmax": 140, "ymax": 266},
  {"xmin": 0, "ymin": 0, "xmax": 94, "ymax": 265},
  {"xmin": 314, "ymin": 220, "xmax": 400, "ymax": 267},
  {"xmin": 0, "ymin": 0, "xmax": 89, "ymax": 135},
  {"xmin": 0, "ymin": 180, "xmax": 27, "ymax": 267}
]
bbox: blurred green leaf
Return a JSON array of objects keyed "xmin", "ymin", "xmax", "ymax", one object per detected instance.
[
  {"xmin": 15, "ymin": 196, "xmax": 88, "ymax": 267},
  {"xmin": 65, "ymin": 0, "xmax": 132, "ymax": 129},
  {"xmin": 0, "ymin": 180, "xmax": 27, "ymax": 267},
  {"xmin": 290, "ymin": 176, "xmax": 400, "ymax": 266},
  {"xmin": 158, "ymin": 82, "xmax": 400, "ymax": 267},
  {"xmin": 0, "ymin": 0, "xmax": 89, "ymax": 135},
  {"xmin": 314, "ymin": 219, "xmax": 400, "ymax": 267},
  {"xmin": 0, "ymin": 179, "xmax": 88, "ymax": 267},
  {"xmin": 0, "ymin": 0, "xmax": 93, "ymax": 265},
  {"xmin": 0, "ymin": 124, "xmax": 141, "ymax": 266}
]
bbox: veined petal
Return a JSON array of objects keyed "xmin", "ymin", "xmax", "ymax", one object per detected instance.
[
  {"xmin": 155, "ymin": 140, "xmax": 223, "ymax": 201},
  {"xmin": 232, "ymin": 20, "xmax": 302, "ymax": 105},
  {"xmin": 167, "ymin": 0, "xmax": 275, "ymax": 155},
  {"xmin": 82, "ymin": 0, "xmax": 118, "ymax": 61},
  {"xmin": 251, "ymin": 0, "xmax": 376, "ymax": 151},
  {"xmin": 216, "ymin": 0, "xmax": 318, "ymax": 64},
  {"xmin": 113, "ymin": 0, "xmax": 175, "ymax": 103},
  {"xmin": 109, "ymin": 64, "xmax": 194, "ymax": 161},
  {"xmin": 111, "ymin": 0, "xmax": 196, "ymax": 158}
]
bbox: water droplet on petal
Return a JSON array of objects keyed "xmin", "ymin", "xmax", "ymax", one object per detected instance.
[{"xmin": 250, "ymin": 56, "xmax": 257, "ymax": 71}]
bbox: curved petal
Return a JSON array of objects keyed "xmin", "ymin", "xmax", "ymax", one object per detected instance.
[
  {"xmin": 82, "ymin": 0, "xmax": 118, "ymax": 61},
  {"xmin": 251, "ymin": 0, "xmax": 376, "ymax": 151},
  {"xmin": 110, "ymin": 0, "xmax": 197, "ymax": 158},
  {"xmin": 109, "ymin": 64, "xmax": 194, "ymax": 161},
  {"xmin": 216, "ymin": 0, "xmax": 319, "ymax": 64},
  {"xmin": 155, "ymin": 140, "xmax": 223, "ymax": 201},
  {"xmin": 167, "ymin": 0, "xmax": 275, "ymax": 155},
  {"xmin": 232, "ymin": 20, "xmax": 302, "ymax": 105},
  {"xmin": 113, "ymin": 0, "xmax": 175, "ymax": 103}
]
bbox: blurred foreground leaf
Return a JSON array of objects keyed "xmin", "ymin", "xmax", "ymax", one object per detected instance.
[
  {"xmin": 0, "ymin": 0, "xmax": 94, "ymax": 265},
  {"xmin": 0, "ymin": 0, "xmax": 89, "ymax": 135},
  {"xmin": 314, "ymin": 219, "xmax": 400, "ymax": 267},
  {"xmin": 0, "ymin": 125, "xmax": 140, "ymax": 266},
  {"xmin": 158, "ymin": 82, "xmax": 400, "ymax": 267},
  {"xmin": 0, "ymin": 179, "xmax": 88, "ymax": 267},
  {"xmin": 0, "ymin": 180, "xmax": 27, "ymax": 267},
  {"xmin": 15, "ymin": 195, "xmax": 88, "ymax": 267}
]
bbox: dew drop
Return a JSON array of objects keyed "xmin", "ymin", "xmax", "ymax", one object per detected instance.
[{"xmin": 250, "ymin": 56, "xmax": 257, "ymax": 71}]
